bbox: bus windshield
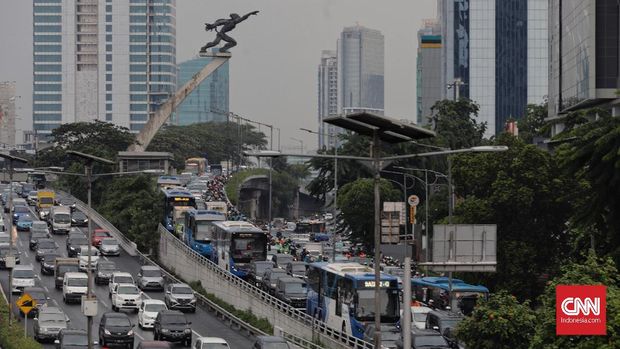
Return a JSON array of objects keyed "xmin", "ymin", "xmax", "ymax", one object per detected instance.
[
  {"xmin": 194, "ymin": 222, "xmax": 214, "ymax": 243},
  {"xmin": 231, "ymin": 236, "xmax": 267, "ymax": 262},
  {"xmin": 355, "ymin": 289, "xmax": 399, "ymax": 322}
]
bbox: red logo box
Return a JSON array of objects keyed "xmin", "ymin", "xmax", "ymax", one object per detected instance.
[{"xmin": 556, "ymin": 285, "xmax": 606, "ymax": 335}]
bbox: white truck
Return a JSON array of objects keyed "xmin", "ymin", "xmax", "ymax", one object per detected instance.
[
  {"xmin": 50, "ymin": 205, "xmax": 71, "ymax": 234},
  {"xmin": 62, "ymin": 272, "xmax": 88, "ymax": 304}
]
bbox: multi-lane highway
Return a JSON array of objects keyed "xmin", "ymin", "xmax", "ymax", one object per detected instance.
[{"xmin": 0, "ymin": 201, "xmax": 252, "ymax": 348}]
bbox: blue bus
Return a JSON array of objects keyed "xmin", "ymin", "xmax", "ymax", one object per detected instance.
[
  {"xmin": 211, "ymin": 221, "xmax": 268, "ymax": 279},
  {"xmin": 411, "ymin": 277, "xmax": 489, "ymax": 315},
  {"xmin": 306, "ymin": 262, "xmax": 400, "ymax": 339},
  {"xmin": 184, "ymin": 209, "xmax": 226, "ymax": 259},
  {"xmin": 162, "ymin": 188, "xmax": 196, "ymax": 232},
  {"xmin": 157, "ymin": 176, "xmax": 182, "ymax": 189}
]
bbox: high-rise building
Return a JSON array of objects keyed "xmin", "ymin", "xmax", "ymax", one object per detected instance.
[
  {"xmin": 32, "ymin": 0, "xmax": 177, "ymax": 137},
  {"xmin": 0, "ymin": 82, "xmax": 17, "ymax": 147},
  {"xmin": 416, "ymin": 19, "xmax": 444, "ymax": 126},
  {"xmin": 547, "ymin": 0, "xmax": 620, "ymax": 136},
  {"xmin": 337, "ymin": 25, "xmax": 385, "ymax": 116},
  {"xmin": 317, "ymin": 50, "xmax": 338, "ymax": 148},
  {"xmin": 438, "ymin": 0, "xmax": 548, "ymax": 136},
  {"xmin": 172, "ymin": 55, "xmax": 229, "ymax": 125}
]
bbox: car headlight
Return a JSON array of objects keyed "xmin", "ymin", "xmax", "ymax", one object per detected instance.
[
  {"xmin": 190, "ymin": 298, "xmax": 196, "ymax": 304},
  {"xmin": 127, "ymin": 329, "xmax": 134, "ymax": 336},
  {"xmin": 183, "ymin": 328, "xmax": 191, "ymax": 334},
  {"xmin": 104, "ymin": 329, "xmax": 111, "ymax": 335},
  {"xmin": 161, "ymin": 328, "xmax": 169, "ymax": 333}
]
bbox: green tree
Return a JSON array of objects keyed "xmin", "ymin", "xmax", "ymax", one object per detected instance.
[
  {"xmin": 456, "ymin": 291, "xmax": 537, "ymax": 349},
  {"xmin": 518, "ymin": 103, "xmax": 549, "ymax": 143},
  {"xmin": 451, "ymin": 134, "xmax": 572, "ymax": 300},
  {"xmin": 429, "ymin": 98, "xmax": 487, "ymax": 149},
  {"xmin": 97, "ymin": 174, "xmax": 163, "ymax": 253},
  {"xmin": 337, "ymin": 178, "xmax": 400, "ymax": 246},
  {"xmin": 530, "ymin": 252, "xmax": 620, "ymax": 349}
]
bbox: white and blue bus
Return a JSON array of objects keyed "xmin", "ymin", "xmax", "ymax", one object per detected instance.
[
  {"xmin": 211, "ymin": 221, "xmax": 268, "ymax": 279},
  {"xmin": 162, "ymin": 188, "xmax": 196, "ymax": 232},
  {"xmin": 306, "ymin": 262, "xmax": 400, "ymax": 339},
  {"xmin": 411, "ymin": 277, "xmax": 489, "ymax": 315},
  {"xmin": 184, "ymin": 209, "xmax": 226, "ymax": 259}
]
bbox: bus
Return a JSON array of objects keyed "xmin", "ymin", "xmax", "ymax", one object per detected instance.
[
  {"xmin": 411, "ymin": 277, "xmax": 489, "ymax": 315},
  {"xmin": 162, "ymin": 188, "xmax": 196, "ymax": 232},
  {"xmin": 157, "ymin": 176, "xmax": 182, "ymax": 189},
  {"xmin": 209, "ymin": 164, "xmax": 223, "ymax": 176},
  {"xmin": 294, "ymin": 219, "xmax": 325, "ymax": 234},
  {"xmin": 185, "ymin": 158, "xmax": 207, "ymax": 176},
  {"xmin": 184, "ymin": 209, "xmax": 226, "ymax": 259},
  {"xmin": 211, "ymin": 221, "xmax": 268, "ymax": 279},
  {"xmin": 27, "ymin": 172, "xmax": 47, "ymax": 189},
  {"xmin": 306, "ymin": 262, "xmax": 400, "ymax": 339}
]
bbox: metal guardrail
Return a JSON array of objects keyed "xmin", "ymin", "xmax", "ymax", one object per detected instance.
[
  {"xmin": 57, "ymin": 191, "xmax": 328, "ymax": 349},
  {"xmin": 159, "ymin": 225, "xmax": 375, "ymax": 349}
]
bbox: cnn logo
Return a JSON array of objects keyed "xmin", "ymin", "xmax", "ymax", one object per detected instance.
[
  {"xmin": 560, "ymin": 297, "xmax": 600, "ymax": 316},
  {"xmin": 556, "ymin": 285, "xmax": 606, "ymax": 335}
]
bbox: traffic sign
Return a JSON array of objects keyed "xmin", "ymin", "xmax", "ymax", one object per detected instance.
[
  {"xmin": 408, "ymin": 195, "xmax": 420, "ymax": 207},
  {"xmin": 16, "ymin": 293, "xmax": 36, "ymax": 315}
]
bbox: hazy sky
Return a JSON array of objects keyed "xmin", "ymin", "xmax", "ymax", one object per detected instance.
[{"xmin": 0, "ymin": 0, "xmax": 436, "ymax": 150}]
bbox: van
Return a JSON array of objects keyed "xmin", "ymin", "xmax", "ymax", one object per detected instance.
[
  {"xmin": 62, "ymin": 272, "xmax": 88, "ymax": 304},
  {"xmin": 11, "ymin": 265, "xmax": 36, "ymax": 293},
  {"xmin": 50, "ymin": 206, "xmax": 71, "ymax": 234}
]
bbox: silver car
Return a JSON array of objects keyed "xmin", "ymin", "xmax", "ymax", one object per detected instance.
[
  {"xmin": 164, "ymin": 283, "xmax": 196, "ymax": 312},
  {"xmin": 137, "ymin": 265, "xmax": 165, "ymax": 291},
  {"xmin": 98, "ymin": 237, "xmax": 120, "ymax": 256},
  {"xmin": 34, "ymin": 306, "xmax": 69, "ymax": 342}
]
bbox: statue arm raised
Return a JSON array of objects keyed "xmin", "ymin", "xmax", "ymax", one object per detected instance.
[{"xmin": 240, "ymin": 10, "xmax": 259, "ymax": 21}]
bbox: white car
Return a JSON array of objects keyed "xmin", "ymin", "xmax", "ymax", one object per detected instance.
[
  {"xmin": 108, "ymin": 272, "xmax": 135, "ymax": 297},
  {"xmin": 111, "ymin": 283, "xmax": 142, "ymax": 312},
  {"xmin": 11, "ymin": 265, "xmax": 36, "ymax": 293},
  {"xmin": 410, "ymin": 305, "xmax": 432, "ymax": 330},
  {"xmin": 193, "ymin": 337, "xmax": 231, "ymax": 349},
  {"xmin": 138, "ymin": 299, "xmax": 167, "ymax": 329},
  {"xmin": 77, "ymin": 245, "xmax": 100, "ymax": 271}
]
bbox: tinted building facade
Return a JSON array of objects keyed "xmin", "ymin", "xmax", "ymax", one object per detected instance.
[
  {"xmin": 173, "ymin": 55, "xmax": 229, "ymax": 125},
  {"xmin": 416, "ymin": 20, "xmax": 444, "ymax": 126},
  {"xmin": 548, "ymin": 0, "xmax": 620, "ymax": 135},
  {"xmin": 32, "ymin": 0, "xmax": 176, "ymax": 136},
  {"xmin": 317, "ymin": 50, "xmax": 338, "ymax": 148}
]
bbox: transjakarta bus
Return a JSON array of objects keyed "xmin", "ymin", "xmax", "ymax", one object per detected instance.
[
  {"xmin": 157, "ymin": 176, "xmax": 182, "ymax": 189},
  {"xmin": 411, "ymin": 277, "xmax": 489, "ymax": 315},
  {"xmin": 184, "ymin": 158, "xmax": 207, "ymax": 176},
  {"xmin": 211, "ymin": 221, "xmax": 268, "ymax": 279},
  {"xmin": 184, "ymin": 209, "xmax": 226, "ymax": 259},
  {"xmin": 162, "ymin": 188, "xmax": 196, "ymax": 232},
  {"xmin": 306, "ymin": 262, "xmax": 400, "ymax": 339}
]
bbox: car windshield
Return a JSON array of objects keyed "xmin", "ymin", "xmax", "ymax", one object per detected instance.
[
  {"xmin": 29, "ymin": 290, "xmax": 47, "ymax": 301},
  {"xmin": 414, "ymin": 335, "xmax": 448, "ymax": 347},
  {"xmin": 173, "ymin": 286, "xmax": 193, "ymax": 294},
  {"xmin": 95, "ymin": 231, "xmax": 110, "ymax": 237},
  {"xmin": 413, "ymin": 311, "xmax": 429, "ymax": 322},
  {"xmin": 164, "ymin": 314, "xmax": 187, "ymax": 325},
  {"xmin": 42, "ymin": 254, "xmax": 60, "ymax": 263},
  {"xmin": 71, "ymin": 237, "xmax": 89, "ymax": 246},
  {"xmin": 115, "ymin": 276, "xmax": 133, "ymax": 283},
  {"xmin": 355, "ymin": 289, "xmax": 399, "ymax": 322},
  {"xmin": 13, "ymin": 269, "xmax": 35, "ymax": 278},
  {"xmin": 38, "ymin": 240, "xmax": 56, "ymax": 249},
  {"xmin": 118, "ymin": 286, "xmax": 139, "ymax": 294},
  {"xmin": 102, "ymin": 239, "xmax": 118, "ymax": 245},
  {"xmin": 285, "ymin": 283, "xmax": 306, "ymax": 294},
  {"xmin": 18, "ymin": 215, "xmax": 32, "ymax": 222},
  {"xmin": 144, "ymin": 303, "xmax": 167, "ymax": 312},
  {"xmin": 54, "ymin": 213, "xmax": 71, "ymax": 224},
  {"xmin": 67, "ymin": 278, "xmax": 87, "ymax": 286},
  {"xmin": 29, "ymin": 191, "xmax": 38, "ymax": 196},
  {"xmin": 14, "ymin": 206, "xmax": 29, "ymax": 213},
  {"xmin": 73, "ymin": 212, "xmax": 86, "ymax": 219},
  {"xmin": 276, "ymin": 256, "xmax": 293, "ymax": 266},
  {"xmin": 0, "ymin": 247, "xmax": 17, "ymax": 256},
  {"xmin": 255, "ymin": 263, "xmax": 272, "ymax": 274},
  {"xmin": 40, "ymin": 313, "xmax": 66, "ymax": 323},
  {"xmin": 142, "ymin": 269, "xmax": 161, "ymax": 277},
  {"xmin": 63, "ymin": 334, "xmax": 88, "ymax": 346},
  {"xmin": 107, "ymin": 317, "xmax": 131, "ymax": 327}
]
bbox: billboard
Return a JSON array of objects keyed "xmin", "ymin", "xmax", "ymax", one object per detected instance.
[{"xmin": 426, "ymin": 224, "xmax": 496, "ymax": 272}]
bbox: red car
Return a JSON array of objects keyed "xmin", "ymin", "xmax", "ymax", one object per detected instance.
[{"xmin": 92, "ymin": 229, "xmax": 111, "ymax": 247}]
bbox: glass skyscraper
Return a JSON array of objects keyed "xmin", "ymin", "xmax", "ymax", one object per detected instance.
[
  {"xmin": 32, "ymin": 0, "xmax": 176, "ymax": 137},
  {"xmin": 437, "ymin": 0, "xmax": 548, "ymax": 136},
  {"xmin": 317, "ymin": 50, "xmax": 338, "ymax": 148},
  {"xmin": 172, "ymin": 55, "xmax": 229, "ymax": 125}
]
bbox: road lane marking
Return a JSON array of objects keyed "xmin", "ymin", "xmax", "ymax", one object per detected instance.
[
  {"xmin": 24, "ymin": 250, "xmax": 29, "ymax": 258},
  {"xmin": 135, "ymin": 332, "xmax": 145, "ymax": 340}
]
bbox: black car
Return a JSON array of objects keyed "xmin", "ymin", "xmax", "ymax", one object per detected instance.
[
  {"xmin": 40, "ymin": 252, "xmax": 62, "ymax": 275},
  {"xmin": 248, "ymin": 260, "xmax": 274, "ymax": 287},
  {"xmin": 35, "ymin": 238, "xmax": 58, "ymax": 262},
  {"xmin": 95, "ymin": 260, "xmax": 117, "ymax": 285},
  {"xmin": 71, "ymin": 211, "xmax": 88, "ymax": 227},
  {"xmin": 29, "ymin": 230, "xmax": 51, "ymax": 251},
  {"xmin": 252, "ymin": 336, "xmax": 291, "ymax": 349},
  {"xmin": 66, "ymin": 234, "xmax": 88, "ymax": 258},
  {"xmin": 153, "ymin": 310, "xmax": 192, "ymax": 347},
  {"xmin": 98, "ymin": 312, "xmax": 134, "ymax": 349},
  {"xmin": 22, "ymin": 286, "xmax": 49, "ymax": 318},
  {"xmin": 55, "ymin": 329, "xmax": 88, "ymax": 349},
  {"xmin": 425, "ymin": 310, "xmax": 464, "ymax": 348}
]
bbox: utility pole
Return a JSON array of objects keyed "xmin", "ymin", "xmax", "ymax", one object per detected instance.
[{"xmin": 447, "ymin": 78, "xmax": 464, "ymax": 101}]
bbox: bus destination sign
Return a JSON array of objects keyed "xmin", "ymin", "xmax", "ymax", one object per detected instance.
[
  {"xmin": 174, "ymin": 197, "xmax": 190, "ymax": 202},
  {"xmin": 361, "ymin": 280, "xmax": 391, "ymax": 288}
]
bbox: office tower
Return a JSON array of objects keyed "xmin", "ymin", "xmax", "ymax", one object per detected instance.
[
  {"xmin": 173, "ymin": 55, "xmax": 229, "ymax": 125},
  {"xmin": 416, "ymin": 19, "xmax": 444, "ymax": 126},
  {"xmin": 337, "ymin": 25, "xmax": 385, "ymax": 116},
  {"xmin": 0, "ymin": 82, "xmax": 17, "ymax": 147},
  {"xmin": 32, "ymin": 0, "xmax": 177, "ymax": 137},
  {"xmin": 438, "ymin": 0, "xmax": 548, "ymax": 136},
  {"xmin": 548, "ymin": 0, "xmax": 620, "ymax": 136},
  {"xmin": 317, "ymin": 50, "xmax": 338, "ymax": 148}
]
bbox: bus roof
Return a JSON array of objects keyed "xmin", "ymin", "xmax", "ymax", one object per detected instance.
[
  {"xmin": 188, "ymin": 209, "xmax": 226, "ymax": 220},
  {"xmin": 162, "ymin": 188, "xmax": 193, "ymax": 198},
  {"xmin": 412, "ymin": 277, "xmax": 489, "ymax": 293},
  {"xmin": 312, "ymin": 262, "xmax": 398, "ymax": 281},
  {"xmin": 212, "ymin": 220, "xmax": 263, "ymax": 232}
]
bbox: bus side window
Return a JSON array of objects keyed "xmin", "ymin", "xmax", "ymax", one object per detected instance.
[{"xmin": 335, "ymin": 279, "xmax": 344, "ymax": 316}]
